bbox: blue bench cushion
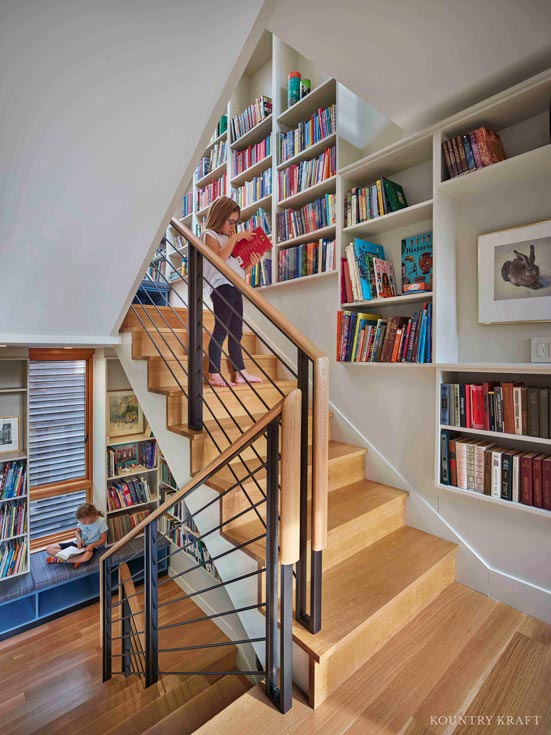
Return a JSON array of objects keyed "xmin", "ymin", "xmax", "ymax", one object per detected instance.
[{"xmin": 0, "ymin": 571, "xmax": 34, "ymax": 603}]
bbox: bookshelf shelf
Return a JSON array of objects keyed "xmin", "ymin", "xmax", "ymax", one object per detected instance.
[
  {"xmin": 0, "ymin": 450, "xmax": 27, "ymax": 463},
  {"xmin": 0, "ymin": 532, "xmax": 27, "ymax": 543},
  {"xmin": 0, "ymin": 495, "xmax": 28, "ymax": 504},
  {"xmin": 195, "ymin": 161, "xmax": 228, "ymax": 189},
  {"xmin": 437, "ymin": 482, "xmax": 550, "ymax": 518},
  {"xmin": 195, "ymin": 203, "xmax": 211, "ymax": 220},
  {"xmin": 342, "ymin": 362, "xmax": 435, "ymax": 368},
  {"xmin": 231, "ymin": 155, "xmax": 272, "ymax": 188},
  {"xmin": 0, "ymin": 388, "xmax": 27, "ymax": 394},
  {"xmin": 238, "ymin": 194, "xmax": 272, "ymax": 222},
  {"xmin": 179, "ymin": 213, "xmax": 193, "ymax": 228},
  {"xmin": 278, "ymin": 176, "xmax": 337, "ymax": 209},
  {"xmin": 107, "ymin": 499, "xmax": 157, "ymax": 515},
  {"xmin": 203, "ymin": 131, "xmax": 227, "ymax": 157},
  {"xmin": 231, "ymin": 115, "xmax": 272, "ymax": 150},
  {"xmin": 436, "ymin": 363, "xmax": 551, "ymax": 374},
  {"xmin": 107, "ymin": 465, "xmax": 158, "ymax": 482},
  {"xmin": 278, "ymin": 133, "xmax": 337, "ymax": 170},
  {"xmin": 439, "ymin": 424, "xmax": 551, "ymax": 446},
  {"xmin": 343, "ymin": 199, "xmax": 433, "ymax": 237},
  {"xmin": 438, "ymin": 145, "xmax": 551, "ymax": 201},
  {"xmin": 107, "ymin": 434, "xmax": 156, "ymax": 446},
  {"xmin": 258, "ymin": 269, "xmax": 338, "ymax": 291},
  {"xmin": 342, "ymin": 292, "xmax": 433, "ymax": 309},
  {"xmin": 339, "ymin": 131, "xmax": 433, "ymax": 181},
  {"xmin": 277, "ymin": 224, "xmax": 336, "ymax": 249},
  {"xmin": 277, "ymin": 78, "xmax": 336, "ymax": 128}
]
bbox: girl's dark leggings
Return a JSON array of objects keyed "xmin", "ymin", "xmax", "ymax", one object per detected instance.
[{"xmin": 208, "ymin": 284, "xmax": 245, "ymax": 374}]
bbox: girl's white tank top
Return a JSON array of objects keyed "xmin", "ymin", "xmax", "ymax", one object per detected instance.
[{"xmin": 202, "ymin": 229, "xmax": 245, "ymax": 293}]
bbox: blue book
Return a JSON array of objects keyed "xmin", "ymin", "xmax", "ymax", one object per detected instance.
[
  {"xmin": 441, "ymin": 384, "xmax": 451, "ymax": 425},
  {"xmin": 352, "ymin": 239, "xmax": 385, "ymax": 300}
]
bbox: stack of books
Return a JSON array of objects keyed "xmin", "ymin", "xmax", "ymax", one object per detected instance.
[
  {"xmin": 276, "ymin": 194, "xmax": 336, "ymax": 243},
  {"xmin": 341, "ymin": 239, "xmax": 395, "ymax": 302},
  {"xmin": 278, "ymin": 238, "xmax": 335, "ymax": 282},
  {"xmin": 0, "ymin": 461, "xmax": 26, "ymax": 499},
  {"xmin": 278, "ymin": 145, "xmax": 336, "ymax": 200},
  {"xmin": 167, "ymin": 521, "xmax": 220, "ymax": 578},
  {"xmin": 440, "ymin": 383, "xmax": 550, "ymax": 438},
  {"xmin": 279, "ymin": 104, "xmax": 336, "ymax": 163},
  {"xmin": 237, "ymin": 208, "xmax": 271, "ymax": 235},
  {"xmin": 182, "ymin": 192, "xmax": 193, "ymax": 218},
  {"xmin": 440, "ymin": 431, "xmax": 550, "ymax": 510},
  {"xmin": 160, "ymin": 459, "xmax": 177, "ymax": 489},
  {"xmin": 107, "ymin": 477, "xmax": 152, "ymax": 511},
  {"xmin": 0, "ymin": 501, "xmax": 26, "ymax": 538},
  {"xmin": 231, "ymin": 169, "xmax": 272, "ymax": 209},
  {"xmin": 232, "ymin": 136, "xmax": 270, "ymax": 177},
  {"xmin": 107, "ymin": 510, "xmax": 150, "ymax": 543},
  {"xmin": 196, "ymin": 173, "xmax": 228, "ymax": 211},
  {"xmin": 231, "ymin": 96, "xmax": 272, "ymax": 141},
  {"xmin": 0, "ymin": 539, "xmax": 27, "ymax": 578},
  {"xmin": 337, "ymin": 305, "xmax": 432, "ymax": 363},
  {"xmin": 344, "ymin": 178, "xmax": 408, "ymax": 226},
  {"xmin": 195, "ymin": 141, "xmax": 227, "ymax": 181},
  {"xmin": 442, "ymin": 127, "xmax": 506, "ymax": 179}
]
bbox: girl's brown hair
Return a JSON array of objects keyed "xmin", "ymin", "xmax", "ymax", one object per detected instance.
[
  {"xmin": 76, "ymin": 503, "xmax": 104, "ymax": 520},
  {"xmin": 204, "ymin": 196, "xmax": 240, "ymax": 234}
]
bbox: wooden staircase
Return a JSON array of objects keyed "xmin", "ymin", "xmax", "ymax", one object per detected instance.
[{"xmin": 120, "ymin": 304, "xmax": 459, "ymax": 718}]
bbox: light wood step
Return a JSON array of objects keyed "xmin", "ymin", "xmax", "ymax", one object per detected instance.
[
  {"xmin": 294, "ymin": 526, "xmax": 457, "ymax": 707},
  {"xmin": 147, "ymin": 354, "xmax": 278, "ymax": 391},
  {"xmin": 122, "ymin": 305, "xmax": 213, "ymax": 331},
  {"xmin": 131, "ymin": 328, "xmax": 257, "ymax": 360},
  {"xmin": 222, "ymin": 480, "xmax": 408, "ymax": 567},
  {"xmin": 140, "ymin": 675, "xmax": 252, "ymax": 735}
]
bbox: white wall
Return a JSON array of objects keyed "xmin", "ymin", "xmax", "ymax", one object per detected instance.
[{"xmin": 0, "ymin": 0, "xmax": 270, "ymax": 343}]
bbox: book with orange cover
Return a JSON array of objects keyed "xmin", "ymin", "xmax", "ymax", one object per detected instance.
[{"xmin": 232, "ymin": 227, "xmax": 271, "ymax": 269}]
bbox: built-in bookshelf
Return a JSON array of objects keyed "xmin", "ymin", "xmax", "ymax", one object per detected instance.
[{"xmin": 0, "ymin": 358, "xmax": 30, "ymax": 581}]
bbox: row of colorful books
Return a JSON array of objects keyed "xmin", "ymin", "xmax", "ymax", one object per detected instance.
[
  {"xmin": 441, "ymin": 383, "xmax": 550, "ymax": 439},
  {"xmin": 160, "ymin": 459, "xmax": 176, "ymax": 489},
  {"xmin": 194, "ymin": 141, "xmax": 227, "ymax": 181},
  {"xmin": 442, "ymin": 127, "xmax": 506, "ymax": 179},
  {"xmin": 344, "ymin": 178, "xmax": 408, "ymax": 227},
  {"xmin": 232, "ymin": 136, "xmax": 271, "ymax": 178},
  {"xmin": 342, "ymin": 239, "xmax": 395, "ymax": 302},
  {"xmin": 0, "ymin": 539, "xmax": 27, "ymax": 578},
  {"xmin": 107, "ymin": 476, "xmax": 153, "ymax": 511},
  {"xmin": 0, "ymin": 501, "xmax": 26, "ymax": 540},
  {"xmin": 231, "ymin": 169, "xmax": 272, "ymax": 209},
  {"xmin": 278, "ymin": 104, "xmax": 336, "ymax": 163},
  {"xmin": 276, "ymin": 194, "xmax": 336, "ymax": 243},
  {"xmin": 278, "ymin": 238, "xmax": 336, "ymax": 282},
  {"xmin": 196, "ymin": 173, "xmax": 227, "ymax": 212},
  {"xmin": 440, "ymin": 431, "xmax": 550, "ymax": 510},
  {"xmin": 208, "ymin": 114, "xmax": 227, "ymax": 143},
  {"xmin": 247, "ymin": 257, "xmax": 272, "ymax": 288},
  {"xmin": 278, "ymin": 145, "xmax": 336, "ymax": 201},
  {"xmin": 0, "ymin": 460, "xmax": 26, "ymax": 499},
  {"xmin": 182, "ymin": 191, "xmax": 193, "ymax": 217},
  {"xmin": 167, "ymin": 522, "xmax": 220, "ymax": 578},
  {"xmin": 237, "ymin": 207, "xmax": 271, "ymax": 235},
  {"xmin": 107, "ymin": 509, "xmax": 150, "ymax": 543},
  {"xmin": 337, "ymin": 307, "xmax": 432, "ymax": 363},
  {"xmin": 230, "ymin": 96, "xmax": 272, "ymax": 141},
  {"xmin": 107, "ymin": 440, "xmax": 157, "ymax": 478}
]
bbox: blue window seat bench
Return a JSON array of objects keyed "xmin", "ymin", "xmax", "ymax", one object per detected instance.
[{"xmin": 0, "ymin": 538, "xmax": 169, "ymax": 639}]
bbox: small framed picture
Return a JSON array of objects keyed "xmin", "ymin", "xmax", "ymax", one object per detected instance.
[
  {"xmin": 478, "ymin": 219, "xmax": 551, "ymax": 325},
  {"xmin": 0, "ymin": 416, "xmax": 21, "ymax": 455},
  {"xmin": 107, "ymin": 391, "xmax": 144, "ymax": 438}
]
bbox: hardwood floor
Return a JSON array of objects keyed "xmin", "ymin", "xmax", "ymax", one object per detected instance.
[{"xmin": 196, "ymin": 583, "xmax": 551, "ymax": 735}]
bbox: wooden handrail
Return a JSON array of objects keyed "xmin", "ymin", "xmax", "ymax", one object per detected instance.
[
  {"xmin": 170, "ymin": 218, "xmax": 325, "ymax": 363},
  {"xmin": 280, "ymin": 389, "xmax": 301, "ymax": 565},
  {"xmin": 101, "ymin": 395, "xmax": 288, "ymax": 562}
]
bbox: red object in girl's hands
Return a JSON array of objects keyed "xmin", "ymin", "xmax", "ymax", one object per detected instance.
[{"xmin": 232, "ymin": 227, "xmax": 271, "ymax": 269}]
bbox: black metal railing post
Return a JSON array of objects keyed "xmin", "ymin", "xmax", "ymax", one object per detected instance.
[
  {"xmin": 188, "ymin": 244, "xmax": 203, "ymax": 431},
  {"xmin": 102, "ymin": 556, "xmax": 113, "ymax": 682},
  {"xmin": 144, "ymin": 519, "xmax": 159, "ymax": 687},
  {"xmin": 295, "ymin": 349, "xmax": 310, "ymax": 627},
  {"xmin": 122, "ymin": 598, "xmax": 132, "ymax": 677},
  {"xmin": 265, "ymin": 419, "xmax": 279, "ymax": 704}
]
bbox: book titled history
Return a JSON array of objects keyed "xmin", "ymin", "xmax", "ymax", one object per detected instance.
[
  {"xmin": 401, "ymin": 231, "xmax": 433, "ymax": 292},
  {"xmin": 232, "ymin": 227, "xmax": 271, "ymax": 269}
]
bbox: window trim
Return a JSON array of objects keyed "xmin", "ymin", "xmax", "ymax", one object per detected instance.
[{"xmin": 28, "ymin": 349, "xmax": 94, "ymax": 550}]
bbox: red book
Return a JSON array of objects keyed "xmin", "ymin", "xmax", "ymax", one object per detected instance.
[
  {"xmin": 542, "ymin": 456, "xmax": 551, "ymax": 511},
  {"xmin": 532, "ymin": 454, "xmax": 545, "ymax": 508},
  {"xmin": 520, "ymin": 453, "xmax": 537, "ymax": 506},
  {"xmin": 501, "ymin": 382, "xmax": 516, "ymax": 435},
  {"xmin": 465, "ymin": 384, "xmax": 472, "ymax": 429},
  {"xmin": 232, "ymin": 227, "xmax": 271, "ymax": 269},
  {"xmin": 473, "ymin": 127, "xmax": 506, "ymax": 167},
  {"xmin": 342, "ymin": 259, "xmax": 353, "ymax": 303},
  {"xmin": 471, "ymin": 385, "xmax": 485, "ymax": 430}
]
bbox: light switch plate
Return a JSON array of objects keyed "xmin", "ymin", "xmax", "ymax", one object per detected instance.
[{"xmin": 531, "ymin": 337, "xmax": 551, "ymax": 363}]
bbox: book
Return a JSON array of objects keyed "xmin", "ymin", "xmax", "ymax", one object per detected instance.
[
  {"xmin": 55, "ymin": 544, "xmax": 87, "ymax": 561},
  {"xmin": 372, "ymin": 258, "xmax": 397, "ymax": 298},
  {"xmin": 520, "ymin": 453, "xmax": 537, "ymax": 505},
  {"xmin": 401, "ymin": 232, "xmax": 433, "ymax": 292},
  {"xmin": 232, "ymin": 227, "xmax": 271, "ymax": 269},
  {"xmin": 532, "ymin": 454, "xmax": 545, "ymax": 508},
  {"xmin": 542, "ymin": 456, "xmax": 551, "ymax": 510},
  {"xmin": 442, "ymin": 127, "xmax": 506, "ymax": 178}
]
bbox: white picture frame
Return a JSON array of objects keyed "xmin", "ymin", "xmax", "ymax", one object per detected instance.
[
  {"xmin": 0, "ymin": 416, "xmax": 21, "ymax": 455},
  {"xmin": 107, "ymin": 391, "xmax": 144, "ymax": 438},
  {"xmin": 477, "ymin": 219, "xmax": 551, "ymax": 325}
]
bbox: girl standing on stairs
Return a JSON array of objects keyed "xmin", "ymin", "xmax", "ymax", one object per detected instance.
[{"xmin": 202, "ymin": 196, "xmax": 263, "ymax": 388}]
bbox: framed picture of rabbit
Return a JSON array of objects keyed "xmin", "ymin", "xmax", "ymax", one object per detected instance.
[{"xmin": 477, "ymin": 219, "xmax": 551, "ymax": 325}]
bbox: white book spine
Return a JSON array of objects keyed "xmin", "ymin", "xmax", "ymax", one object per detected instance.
[
  {"xmin": 512, "ymin": 454, "xmax": 521, "ymax": 503},
  {"xmin": 513, "ymin": 387, "xmax": 522, "ymax": 435},
  {"xmin": 456, "ymin": 442, "xmax": 468, "ymax": 489},
  {"xmin": 491, "ymin": 450, "xmax": 503, "ymax": 498}
]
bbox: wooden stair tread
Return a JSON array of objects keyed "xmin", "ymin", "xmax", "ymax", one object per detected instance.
[
  {"xmin": 223, "ymin": 480, "xmax": 408, "ymax": 562},
  {"xmin": 159, "ymin": 379, "xmax": 296, "ymax": 398},
  {"xmin": 291, "ymin": 526, "xmax": 458, "ymax": 662}
]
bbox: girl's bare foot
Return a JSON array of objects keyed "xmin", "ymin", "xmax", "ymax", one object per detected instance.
[
  {"xmin": 208, "ymin": 373, "xmax": 235, "ymax": 388},
  {"xmin": 234, "ymin": 370, "xmax": 263, "ymax": 385}
]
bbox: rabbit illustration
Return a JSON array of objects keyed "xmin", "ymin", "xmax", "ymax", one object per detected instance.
[{"xmin": 501, "ymin": 244, "xmax": 542, "ymax": 289}]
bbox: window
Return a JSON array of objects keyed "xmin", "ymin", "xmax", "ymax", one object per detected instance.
[{"xmin": 28, "ymin": 349, "xmax": 93, "ymax": 549}]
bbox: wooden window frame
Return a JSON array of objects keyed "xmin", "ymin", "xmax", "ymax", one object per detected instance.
[{"xmin": 29, "ymin": 349, "xmax": 94, "ymax": 550}]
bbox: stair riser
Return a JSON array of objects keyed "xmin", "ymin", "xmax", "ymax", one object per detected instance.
[
  {"xmin": 133, "ymin": 330, "xmax": 257, "ymax": 360},
  {"xmin": 307, "ymin": 551, "xmax": 457, "ymax": 708},
  {"xmin": 148, "ymin": 356, "xmax": 278, "ymax": 391}
]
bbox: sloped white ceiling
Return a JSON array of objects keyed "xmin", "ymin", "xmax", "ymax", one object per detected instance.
[
  {"xmin": 0, "ymin": 0, "xmax": 268, "ymax": 343},
  {"xmin": 268, "ymin": 0, "xmax": 551, "ymax": 131}
]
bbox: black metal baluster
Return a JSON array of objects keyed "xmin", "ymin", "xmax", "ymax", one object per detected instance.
[
  {"xmin": 265, "ymin": 419, "xmax": 279, "ymax": 704},
  {"xmin": 102, "ymin": 556, "xmax": 113, "ymax": 682},
  {"xmin": 122, "ymin": 598, "xmax": 132, "ymax": 677},
  {"xmin": 296, "ymin": 349, "xmax": 310, "ymax": 628},
  {"xmin": 145, "ymin": 520, "xmax": 159, "ymax": 687},
  {"xmin": 188, "ymin": 245, "xmax": 203, "ymax": 430}
]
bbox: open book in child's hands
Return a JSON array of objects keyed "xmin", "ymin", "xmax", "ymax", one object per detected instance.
[
  {"xmin": 232, "ymin": 227, "xmax": 271, "ymax": 270},
  {"xmin": 55, "ymin": 545, "xmax": 87, "ymax": 561}
]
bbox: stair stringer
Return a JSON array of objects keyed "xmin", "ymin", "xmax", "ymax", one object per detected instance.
[{"xmin": 115, "ymin": 333, "xmax": 311, "ymax": 688}]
